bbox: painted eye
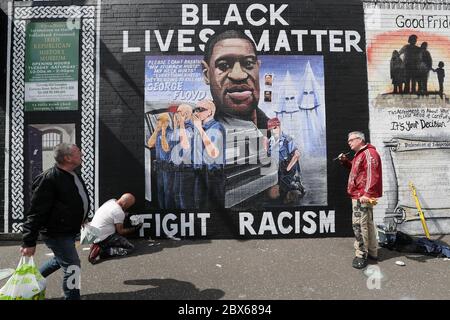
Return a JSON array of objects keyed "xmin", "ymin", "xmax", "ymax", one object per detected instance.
[
  {"xmin": 243, "ymin": 60, "xmax": 256, "ymax": 69},
  {"xmin": 217, "ymin": 62, "xmax": 230, "ymax": 72}
]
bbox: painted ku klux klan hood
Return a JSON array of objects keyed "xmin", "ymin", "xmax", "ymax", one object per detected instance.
[
  {"xmin": 276, "ymin": 71, "xmax": 299, "ymax": 115},
  {"xmin": 275, "ymin": 61, "xmax": 321, "ymax": 115},
  {"xmin": 298, "ymin": 61, "xmax": 321, "ymax": 110}
]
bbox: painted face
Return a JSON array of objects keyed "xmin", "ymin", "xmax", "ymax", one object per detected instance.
[
  {"xmin": 272, "ymin": 126, "xmax": 281, "ymax": 138},
  {"xmin": 193, "ymin": 106, "xmax": 211, "ymax": 121},
  {"xmin": 203, "ymin": 38, "xmax": 260, "ymax": 118},
  {"xmin": 158, "ymin": 113, "xmax": 170, "ymax": 129},
  {"xmin": 194, "ymin": 100, "xmax": 215, "ymax": 121},
  {"xmin": 177, "ymin": 104, "xmax": 192, "ymax": 121}
]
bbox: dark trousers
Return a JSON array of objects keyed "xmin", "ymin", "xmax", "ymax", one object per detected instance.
[
  {"xmin": 418, "ymin": 72, "xmax": 429, "ymax": 94},
  {"xmin": 157, "ymin": 169, "xmax": 174, "ymax": 209},
  {"xmin": 193, "ymin": 169, "xmax": 207, "ymax": 209},
  {"xmin": 98, "ymin": 233, "xmax": 134, "ymax": 258},
  {"xmin": 404, "ymin": 69, "xmax": 418, "ymax": 93},
  {"xmin": 393, "ymin": 83, "xmax": 403, "ymax": 94},
  {"xmin": 206, "ymin": 170, "xmax": 225, "ymax": 209},
  {"xmin": 174, "ymin": 169, "xmax": 196, "ymax": 209}
]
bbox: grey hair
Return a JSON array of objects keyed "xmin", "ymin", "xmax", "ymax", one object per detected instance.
[
  {"xmin": 54, "ymin": 143, "xmax": 77, "ymax": 164},
  {"xmin": 348, "ymin": 131, "xmax": 365, "ymax": 142}
]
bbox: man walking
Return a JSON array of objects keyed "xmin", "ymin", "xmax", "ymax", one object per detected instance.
[
  {"xmin": 21, "ymin": 143, "xmax": 89, "ymax": 299},
  {"xmin": 339, "ymin": 132, "xmax": 382, "ymax": 269}
]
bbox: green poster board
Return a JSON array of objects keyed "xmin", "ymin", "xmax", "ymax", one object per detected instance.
[{"xmin": 24, "ymin": 21, "xmax": 79, "ymax": 111}]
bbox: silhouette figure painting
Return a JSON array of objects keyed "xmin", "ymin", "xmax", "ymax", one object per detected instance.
[
  {"xmin": 390, "ymin": 50, "xmax": 405, "ymax": 94},
  {"xmin": 399, "ymin": 35, "xmax": 421, "ymax": 94},
  {"xmin": 433, "ymin": 61, "xmax": 445, "ymax": 98}
]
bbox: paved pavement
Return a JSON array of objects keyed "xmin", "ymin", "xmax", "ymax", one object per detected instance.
[{"xmin": 1, "ymin": 236, "xmax": 450, "ymax": 300}]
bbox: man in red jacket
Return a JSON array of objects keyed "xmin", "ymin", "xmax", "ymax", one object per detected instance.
[{"xmin": 339, "ymin": 131, "xmax": 382, "ymax": 269}]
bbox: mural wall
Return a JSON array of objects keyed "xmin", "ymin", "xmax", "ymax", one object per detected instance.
[
  {"xmin": 364, "ymin": 2, "xmax": 450, "ymax": 234},
  {"xmin": 5, "ymin": 0, "xmax": 447, "ymax": 238}
]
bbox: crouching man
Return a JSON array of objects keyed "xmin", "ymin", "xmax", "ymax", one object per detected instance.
[{"xmin": 88, "ymin": 193, "xmax": 142, "ymax": 264}]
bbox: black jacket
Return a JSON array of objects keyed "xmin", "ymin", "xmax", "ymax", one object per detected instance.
[{"xmin": 22, "ymin": 165, "xmax": 90, "ymax": 247}]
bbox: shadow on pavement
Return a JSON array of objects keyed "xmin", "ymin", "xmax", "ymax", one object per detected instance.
[
  {"xmin": 79, "ymin": 278, "xmax": 225, "ymax": 300},
  {"xmin": 377, "ymin": 247, "xmax": 446, "ymax": 263},
  {"xmin": 90, "ymin": 239, "xmax": 212, "ymax": 265}
]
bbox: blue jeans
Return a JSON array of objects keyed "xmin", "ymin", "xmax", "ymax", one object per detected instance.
[{"xmin": 39, "ymin": 235, "xmax": 81, "ymax": 300}]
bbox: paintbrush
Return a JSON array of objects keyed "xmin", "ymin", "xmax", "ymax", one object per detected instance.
[{"xmin": 333, "ymin": 152, "xmax": 350, "ymax": 161}]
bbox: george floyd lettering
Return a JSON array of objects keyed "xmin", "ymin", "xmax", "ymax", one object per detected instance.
[{"xmin": 122, "ymin": 4, "xmax": 363, "ymax": 53}]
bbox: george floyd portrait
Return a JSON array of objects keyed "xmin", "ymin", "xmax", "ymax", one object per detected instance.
[
  {"xmin": 200, "ymin": 30, "xmax": 277, "ymax": 208},
  {"xmin": 201, "ymin": 30, "xmax": 269, "ymax": 129}
]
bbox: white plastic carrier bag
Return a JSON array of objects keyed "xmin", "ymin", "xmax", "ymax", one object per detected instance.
[
  {"xmin": 0, "ymin": 256, "xmax": 46, "ymax": 300},
  {"xmin": 80, "ymin": 223, "xmax": 100, "ymax": 245}
]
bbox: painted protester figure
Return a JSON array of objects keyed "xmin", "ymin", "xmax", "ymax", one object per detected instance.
[
  {"xmin": 266, "ymin": 118, "xmax": 305, "ymax": 204},
  {"xmin": 390, "ymin": 50, "xmax": 405, "ymax": 94},
  {"xmin": 171, "ymin": 103, "xmax": 195, "ymax": 209},
  {"xmin": 192, "ymin": 99, "xmax": 226, "ymax": 209},
  {"xmin": 147, "ymin": 113, "xmax": 174, "ymax": 209}
]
